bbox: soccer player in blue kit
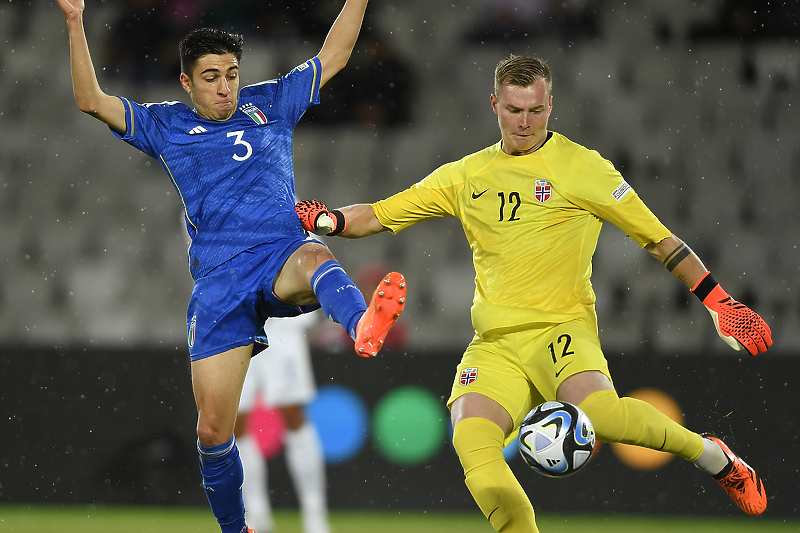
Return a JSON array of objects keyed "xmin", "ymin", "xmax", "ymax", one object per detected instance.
[{"xmin": 54, "ymin": 1, "xmax": 406, "ymax": 532}]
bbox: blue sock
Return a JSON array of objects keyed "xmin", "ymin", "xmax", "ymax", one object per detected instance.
[
  {"xmin": 311, "ymin": 260, "xmax": 368, "ymax": 339},
  {"xmin": 198, "ymin": 437, "xmax": 247, "ymax": 533}
]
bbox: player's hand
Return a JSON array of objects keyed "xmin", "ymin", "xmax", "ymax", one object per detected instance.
[
  {"xmin": 55, "ymin": 0, "xmax": 85, "ymax": 21},
  {"xmin": 295, "ymin": 200, "xmax": 345, "ymax": 236},
  {"xmin": 692, "ymin": 273, "xmax": 772, "ymax": 355}
]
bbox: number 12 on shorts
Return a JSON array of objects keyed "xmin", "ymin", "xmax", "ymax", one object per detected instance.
[{"xmin": 549, "ymin": 334, "xmax": 575, "ymax": 377}]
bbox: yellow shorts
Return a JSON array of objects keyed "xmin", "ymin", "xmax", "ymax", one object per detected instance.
[{"xmin": 447, "ymin": 312, "xmax": 612, "ymax": 443}]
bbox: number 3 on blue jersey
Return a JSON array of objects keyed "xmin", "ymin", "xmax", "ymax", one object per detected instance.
[{"xmin": 227, "ymin": 130, "xmax": 253, "ymax": 161}]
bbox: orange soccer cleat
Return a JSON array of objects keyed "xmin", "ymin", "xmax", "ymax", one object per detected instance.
[
  {"xmin": 354, "ymin": 272, "xmax": 406, "ymax": 358},
  {"xmin": 706, "ymin": 436, "xmax": 767, "ymax": 515}
]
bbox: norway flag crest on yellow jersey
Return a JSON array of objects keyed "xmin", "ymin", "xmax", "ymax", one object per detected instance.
[{"xmin": 534, "ymin": 179, "xmax": 552, "ymax": 203}]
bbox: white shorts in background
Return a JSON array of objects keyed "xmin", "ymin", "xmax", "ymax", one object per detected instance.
[{"xmin": 239, "ymin": 312, "xmax": 320, "ymax": 412}]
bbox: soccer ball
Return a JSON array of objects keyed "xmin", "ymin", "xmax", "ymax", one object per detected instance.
[{"xmin": 518, "ymin": 400, "xmax": 595, "ymax": 478}]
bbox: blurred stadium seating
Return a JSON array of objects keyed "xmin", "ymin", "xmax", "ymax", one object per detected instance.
[{"xmin": 0, "ymin": 0, "xmax": 798, "ymax": 354}]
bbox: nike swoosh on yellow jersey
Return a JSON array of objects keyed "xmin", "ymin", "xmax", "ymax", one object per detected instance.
[{"xmin": 472, "ymin": 188, "xmax": 489, "ymax": 199}]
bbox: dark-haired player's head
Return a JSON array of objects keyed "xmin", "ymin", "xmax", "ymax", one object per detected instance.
[
  {"xmin": 179, "ymin": 28, "xmax": 244, "ymax": 76},
  {"xmin": 178, "ymin": 29, "xmax": 245, "ymax": 122}
]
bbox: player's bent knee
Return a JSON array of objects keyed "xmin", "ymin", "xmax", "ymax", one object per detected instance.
[
  {"xmin": 452, "ymin": 417, "xmax": 505, "ymax": 469},
  {"xmin": 197, "ymin": 420, "xmax": 235, "ymax": 448},
  {"xmin": 578, "ymin": 389, "xmax": 625, "ymax": 444},
  {"xmin": 298, "ymin": 243, "xmax": 336, "ymax": 271}
]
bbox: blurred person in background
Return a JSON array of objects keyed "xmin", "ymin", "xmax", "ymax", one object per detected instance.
[
  {"xmin": 234, "ymin": 312, "xmax": 330, "ymax": 533},
  {"xmin": 53, "ymin": 0, "xmax": 406, "ymax": 532},
  {"xmin": 295, "ymin": 55, "xmax": 772, "ymax": 532}
]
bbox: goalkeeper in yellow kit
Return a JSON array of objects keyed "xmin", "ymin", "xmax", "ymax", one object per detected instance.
[{"xmin": 295, "ymin": 56, "xmax": 772, "ymax": 531}]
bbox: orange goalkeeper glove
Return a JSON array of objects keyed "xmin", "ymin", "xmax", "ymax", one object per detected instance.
[
  {"xmin": 295, "ymin": 200, "xmax": 346, "ymax": 236},
  {"xmin": 691, "ymin": 272, "xmax": 772, "ymax": 355}
]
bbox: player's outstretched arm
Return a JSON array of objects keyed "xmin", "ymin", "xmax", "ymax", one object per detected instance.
[
  {"xmin": 316, "ymin": 0, "xmax": 369, "ymax": 87},
  {"xmin": 337, "ymin": 203, "xmax": 387, "ymax": 238},
  {"xmin": 645, "ymin": 234, "xmax": 772, "ymax": 355},
  {"xmin": 295, "ymin": 201, "xmax": 386, "ymax": 238},
  {"xmin": 55, "ymin": 0, "xmax": 126, "ymax": 134}
]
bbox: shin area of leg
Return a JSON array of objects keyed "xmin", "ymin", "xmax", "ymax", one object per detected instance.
[
  {"xmin": 579, "ymin": 389, "xmax": 704, "ymax": 461},
  {"xmin": 452, "ymin": 417, "xmax": 538, "ymax": 533}
]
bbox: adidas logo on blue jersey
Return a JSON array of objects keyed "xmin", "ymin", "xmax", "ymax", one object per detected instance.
[{"xmin": 189, "ymin": 126, "xmax": 208, "ymax": 135}]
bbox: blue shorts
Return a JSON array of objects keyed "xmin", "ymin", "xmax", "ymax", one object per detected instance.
[{"xmin": 187, "ymin": 236, "xmax": 322, "ymax": 361}]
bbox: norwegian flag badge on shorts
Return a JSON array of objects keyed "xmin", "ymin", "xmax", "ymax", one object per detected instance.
[{"xmin": 459, "ymin": 367, "xmax": 478, "ymax": 386}]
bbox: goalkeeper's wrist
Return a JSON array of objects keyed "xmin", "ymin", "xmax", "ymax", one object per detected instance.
[
  {"xmin": 690, "ymin": 271, "xmax": 723, "ymax": 303},
  {"xmin": 327, "ymin": 209, "xmax": 346, "ymax": 236}
]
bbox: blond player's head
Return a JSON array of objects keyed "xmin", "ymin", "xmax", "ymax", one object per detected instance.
[
  {"xmin": 494, "ymin": 55, "xmax": 552, "ymax": 97},
  {"xmin": 491, "ymin": 55, "xmax": 553, "ymax": 156}
]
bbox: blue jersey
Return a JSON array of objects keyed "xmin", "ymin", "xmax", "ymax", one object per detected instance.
[{"xmin": 113, "ymin": 57, "xmax": 322, "ymax": 279}]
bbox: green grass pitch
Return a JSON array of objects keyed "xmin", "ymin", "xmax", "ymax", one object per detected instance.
[{"xmin": 1, "ymin": 506, "xmax": 799, "ymax": 533}]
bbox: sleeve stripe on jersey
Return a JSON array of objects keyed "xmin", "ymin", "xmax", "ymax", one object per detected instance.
[
  {"xmin": 160, "ymin": 155, "xmax": 197, "ymax": 234},
  {"xmin": 121, "ymin": 97, "xmax": 135, "ymax": 136},
  {"xmin": 309, "ymin": 59, "xmax": 319, "ymax": 104}
]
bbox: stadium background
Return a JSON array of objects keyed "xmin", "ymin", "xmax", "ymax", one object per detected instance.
[{"xmin": 1, "ymin": 0, "xmax": 799, "ymax": 522}]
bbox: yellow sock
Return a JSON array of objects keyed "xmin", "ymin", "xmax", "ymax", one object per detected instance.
[
  {"xmin": 578, "ymin": 389, "xmax": 704, "ymax": 461},
  {"xmin": 452, "ymin": 417, "xmax": 538, "ymax": 533}
]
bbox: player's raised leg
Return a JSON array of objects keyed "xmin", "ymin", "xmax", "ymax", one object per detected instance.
[
  {"xmin": 273, "ymin": 242, "xmax": 405, "ymax": 358},
  {"xmin": 560, "ymin": 371, "xmax": 767, "ymax": 515},
  {"xmin": 559, "ymin": 372, "xmax": 704, "ymax": 458},
  {"xmin": 192, "ymin": 344, "xmax": 253, "ymax": 533}
]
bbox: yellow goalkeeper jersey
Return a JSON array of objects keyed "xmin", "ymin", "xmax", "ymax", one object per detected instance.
[{"xmin": 372, "ymin": 132, "xmax": 672, "ymax": 336}]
